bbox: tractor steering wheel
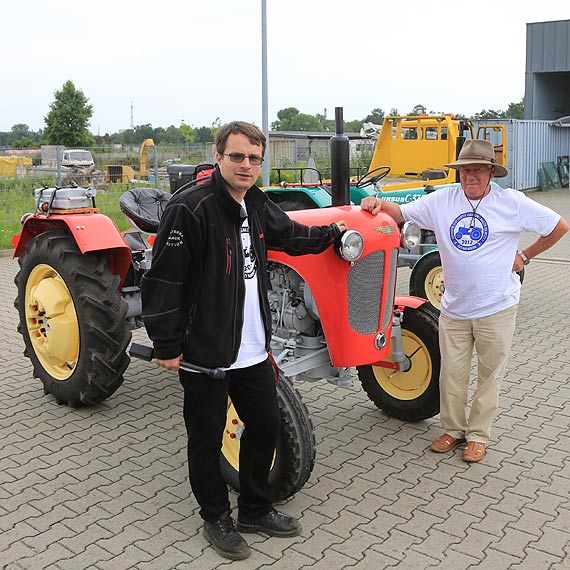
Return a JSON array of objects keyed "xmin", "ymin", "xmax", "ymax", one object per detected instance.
[{"xmin": 355, "ymin": 166, "xmax": 391, "ymax": 189}]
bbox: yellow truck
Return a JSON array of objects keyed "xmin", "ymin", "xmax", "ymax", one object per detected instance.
[{"xmin": 365, "ymin": 114, "xmax": 506, "ymax": 191}]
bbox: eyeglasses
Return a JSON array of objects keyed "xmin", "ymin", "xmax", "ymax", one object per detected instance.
[{"xmin": 222, "ymin": 153, "xmax": 264, "ymax": 166}]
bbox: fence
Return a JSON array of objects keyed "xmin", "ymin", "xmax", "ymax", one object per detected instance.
[{"xmin": 0, "ymin": 140, "xmax": 375, "ymax": 250}]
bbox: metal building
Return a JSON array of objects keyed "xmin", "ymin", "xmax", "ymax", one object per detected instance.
[{"xmin": 524, "ymin": 19, "xmax": 570, "ymax": 120}]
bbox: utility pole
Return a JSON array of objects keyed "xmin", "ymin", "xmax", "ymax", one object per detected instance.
[{"xmin": 261, "ymin": 0, "xmax": 270, "ymax": 186}]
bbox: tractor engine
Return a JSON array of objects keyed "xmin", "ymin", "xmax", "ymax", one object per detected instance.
[
  {"xmin": 267, "ymin": 262, "xmax": 319, "ymax": 338},
  {"xmin": 267, "ymin": 261, "xmax": 352, "ymax": 387}
]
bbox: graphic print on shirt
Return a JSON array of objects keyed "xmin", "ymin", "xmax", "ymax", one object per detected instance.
[
  {"xmin": 241, "ymin": 218, "xmax": 257, "ymax": 279},
  {"xmin": 450, "ymin": 212, "xmax": 489, "ymax": 252}
]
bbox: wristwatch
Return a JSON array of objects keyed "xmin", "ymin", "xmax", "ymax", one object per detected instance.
[{"xmin": 517, "ymin": 250, "xmax": 530, "ymax": 265}]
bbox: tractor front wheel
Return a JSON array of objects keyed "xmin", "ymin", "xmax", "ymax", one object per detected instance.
[
  {"xmin": 357, "ymin": 304, "xmax": 440, "ymax": 421},
  {"xmin": 220, "ymin": 374, "xmax": 315, "ymax": 501},
  {"xmin": 14, "ymin": 230, "xmax": 131, "ymax": 406}
]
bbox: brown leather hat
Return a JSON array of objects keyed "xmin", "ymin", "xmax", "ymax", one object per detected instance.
[{"xmin": 444, "ymin": 139, "xmax": 508, "ymax": 178}]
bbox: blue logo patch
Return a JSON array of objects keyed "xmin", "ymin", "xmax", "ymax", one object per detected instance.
[{"xmin": 450, "ymin": 213, "xmax": 488, "ymax": 251}]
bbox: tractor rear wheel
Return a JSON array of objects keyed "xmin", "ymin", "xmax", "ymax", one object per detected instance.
[
  {"xmin": 14, "ymin": 230, "xmax": 131, "ymax": 406},
  {"xmin": 220, "ymin": 374, "xmax": 315, "ymax": 501},
  {"xmin": 357, "ymin": 305, "xmax": 440, "ymax": 421}
]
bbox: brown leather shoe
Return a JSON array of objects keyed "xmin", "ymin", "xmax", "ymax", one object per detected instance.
[
  {"xmin": 430, "ymin": 434, "xmax": 466, "ymax": 453},
  {"xmin": 462, "ymin": 441, "xmax": 486, "ymax": 462}
]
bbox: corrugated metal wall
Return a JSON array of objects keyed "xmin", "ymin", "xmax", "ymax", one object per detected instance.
[
  {"xmin": 473, "ymin": 119, "xmax": 570, "ymax": 190},
  {"xmin": 512, "ymin": 121, "xmax": 570, "ymax": 190}
]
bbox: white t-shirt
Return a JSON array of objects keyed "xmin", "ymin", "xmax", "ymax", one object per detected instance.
[
  {"xmin": 401, "ymin": 183, "xmax": 560, "ymax": 319},
  {"xmin": 229, "ymin": 202, "xmax": 268, "ymax": 369}
]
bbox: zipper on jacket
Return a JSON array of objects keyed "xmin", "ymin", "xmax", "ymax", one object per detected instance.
[
  {"xmin": 225, "ymin": 236, "xmax": 232, "ymax": 275},
  {"xmin": 230, "ymin": 224, "xmax": 244, "ymax": 363}
]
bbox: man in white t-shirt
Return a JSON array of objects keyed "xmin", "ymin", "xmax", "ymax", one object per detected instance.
[{"xmin": 361, "ymin": 139, "xmax": 569, "ymax": 463}]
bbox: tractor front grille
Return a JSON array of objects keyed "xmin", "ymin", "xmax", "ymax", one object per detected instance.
[
  {"xmin": 347, "ymin": 250, "xmax": 383, "ymax": 334},
  {"xmin": 347, "ymin": 248, "xmax": 398, "ymax": 335}
]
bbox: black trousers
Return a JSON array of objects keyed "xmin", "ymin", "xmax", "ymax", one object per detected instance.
[{"xmin": 180, "ymin": 357, "xmax": 280, "ymax": 522}]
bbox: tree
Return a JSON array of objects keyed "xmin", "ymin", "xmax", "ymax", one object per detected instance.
[
  {"xmin": 409, "ymin": 104, "xmax": 427, "ymax": 116},
  {"xmin": 1, "ymin": 123, "xmax": 42, "ymax": 147},
  {"xmin": 345, "ymin": 119, "xmax": 365, "ymax": 132},
  {"xmin": 11, "ymin": 123, "xmax": 33, "ymax": 139},
  {"xmin": 12, "ymin": 137, "xmax": 36, "ymax": 149},
  {"xmin": 272, "ymin": 107, "xmax": 322, "ymax": 131},
  {"xmin": 315, "ymin": 112, "xmax": 334, "ymax": 131},
  {"xmin": 162, "ymin": 125, "xmax": 183, "ymax": 145},
  {"xmin": 505, "ymin": 99, "xmax": 524, "ymax": 119},
  {"xmin": 472, "ymin": 109, "xmax": 504, "ymax": 120},
  {"xmin": 179, "ymin": 121, "xmax": 195, "ymax": 143},
  {"xmin": 134, "ymin": 123, "xmax": 156, "ymax": 142},
  {"xmin": 44, "ymin": 80, "xmax": 95, "ymax": 146},
  {"xmin": 194, "ymin": 126, "xmax": 214, "ymax": 143},
  {"xmin": 364, "ymin": 108, "xmax": 385, "ymax": 124},
  {"xmin": 271, "ymin": 107, "xmax": 298, "ymax": 130}
]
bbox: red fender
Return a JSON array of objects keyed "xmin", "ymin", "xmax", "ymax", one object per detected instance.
[
  {"xmin": 13, "ymin": 213, "xmax": 132, "ymax": 285},
  {"xmin": 393, "ymin": 295, "xmax": 429, "ymax": 310}
]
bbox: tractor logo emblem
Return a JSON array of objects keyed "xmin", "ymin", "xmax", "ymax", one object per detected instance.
[{"xmin": 375, "ymin": 225, "xmax": 396, "ymax": 236}]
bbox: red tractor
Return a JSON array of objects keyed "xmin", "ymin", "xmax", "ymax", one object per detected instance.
[{"xmin": 13, "ymin": 110, "xmax": 440, "ymax": 500}]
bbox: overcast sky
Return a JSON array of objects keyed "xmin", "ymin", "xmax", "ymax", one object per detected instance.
[{"xmin": 2, "ymin": 1, "xmax": 568, "ymax": 135}]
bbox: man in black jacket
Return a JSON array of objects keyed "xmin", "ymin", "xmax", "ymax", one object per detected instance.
[{"xmin": 141, "ymin": 121, "xmax": 346, "ymax": 560}]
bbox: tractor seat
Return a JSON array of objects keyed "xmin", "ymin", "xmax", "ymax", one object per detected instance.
[{"xmin": 119, "ymin": 187, "xmax": 171, "ymax": 234}]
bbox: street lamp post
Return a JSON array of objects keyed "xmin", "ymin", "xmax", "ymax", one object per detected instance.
[{"xmin": 261, "ymin": 0, "xmax": 270, "ymax": 186}]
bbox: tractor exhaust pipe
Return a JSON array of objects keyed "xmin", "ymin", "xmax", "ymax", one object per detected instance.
[
  {"xmin": 455, "ymin": 121, "xmax": 467, "ymax": 183},
  {"xmin": 330, "ymin": 107, "xmax": 350, "ymax": 206}
]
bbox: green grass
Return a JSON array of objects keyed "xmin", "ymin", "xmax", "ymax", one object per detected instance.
[{"xmin": 0, "ymin": 180, "xmax": 151, "ymax": 250}]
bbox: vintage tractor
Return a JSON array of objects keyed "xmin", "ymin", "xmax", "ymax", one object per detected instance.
[
  {"xmin": 264, "ymin": 166, "xmax": 446, "ymax": 308},
  {"xmin": 12, "ymin": 110, "xmax": 440, "ymax": 500}
]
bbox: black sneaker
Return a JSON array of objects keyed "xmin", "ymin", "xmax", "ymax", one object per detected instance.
[
  {"xmin": 237, "ymin": 509, "xmax": 301, "ymax": 537},
  {"xmin": 203, "ymin": 512, "xmax": 251, "ymax": 560}
]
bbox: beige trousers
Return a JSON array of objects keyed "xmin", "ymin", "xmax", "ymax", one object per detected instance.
[{"xmin": 438, "ymin": 304, "xmax": 518, "ymax": 444}]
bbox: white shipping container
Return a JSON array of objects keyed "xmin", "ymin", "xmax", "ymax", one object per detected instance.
[{"xmin": 471, "ymin": 119, "xmax": 570, "ymax": 191}]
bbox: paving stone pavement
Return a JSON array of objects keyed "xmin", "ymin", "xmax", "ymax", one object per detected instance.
[{"xmin": 1, "ymin": 188, "xmax": 570, "ymax": 570}]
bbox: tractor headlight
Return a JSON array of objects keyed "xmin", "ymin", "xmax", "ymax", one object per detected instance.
[
  {"xmin": 401, "ymin": 221, "xmax": 421, "ymax": 249},
  {"xmin": 337, "ymin": 230, "xmax": 364, "ymax": 262}
]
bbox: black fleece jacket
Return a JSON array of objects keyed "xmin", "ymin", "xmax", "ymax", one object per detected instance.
[{"xmin": 141, "ymin": 167, "xmax": 340, "ymax": 368}]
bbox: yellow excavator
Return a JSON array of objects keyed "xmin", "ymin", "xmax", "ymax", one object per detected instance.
[{"xmin": 105, "ymin": 138, "xmax": 155, "ymax": 184}]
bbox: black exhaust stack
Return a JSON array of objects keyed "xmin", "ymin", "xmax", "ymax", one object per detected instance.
[
  {"xmin": 455, "ymin": 121, "xmax": 467, "ymax": 183},
  {"xmin": 330, "ymin": 107, "xmax": 350, "ymax": 206}
]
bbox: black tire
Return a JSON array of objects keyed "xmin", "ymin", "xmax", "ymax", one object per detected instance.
[
  {"xmin": 220, "ymin": 374, "xmax": 316, "ymax": 501},
  {"xmin": 357, "ymin": 305, "xmax": 440, "ymax": 421},
  {"xmin": 14, "ymin": 230, "xmax": 131, "ymax": 406},
  {"xmin": 409, "ymin": 251, "xmax": 444, "ymax": 311}
]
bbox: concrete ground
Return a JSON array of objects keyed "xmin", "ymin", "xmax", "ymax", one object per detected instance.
[{"xmin": 1, "ymin": 189, "xmax": 570, "ymax": 569}]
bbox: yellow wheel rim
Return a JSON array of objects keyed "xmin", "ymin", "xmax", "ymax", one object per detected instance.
[
  {"xmin": 221, "ymin": 399, "xmax": 277, "ymax": 471},
  {"xmin": 373, "ymin": 329, "xmax": 432, "ymax": 400},
  {"xmin": 25, "ymin": 264, "xmax": 79, "ymax": 380},
  {"xmin": 221, "ymin": 399, "xmax": 243, "ymax": 471},
  {"xmin": 423, "ymin": 266, "xmax": 444, "ymax": 309}
]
